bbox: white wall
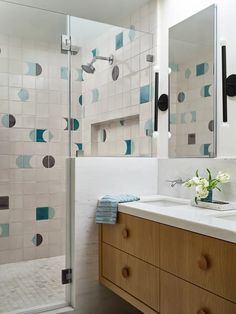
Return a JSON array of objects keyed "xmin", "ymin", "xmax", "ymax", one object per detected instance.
[
  {"xmin": 158, "ymin": 158, "xmax": 236, "ymax": 202},
  {"xmin": 157, "ymin": 0, "xmax": 236, "ymax": 158},
  {"xmin": 72, "ymin": 157, "xmax": 158, "ymax": 313}
]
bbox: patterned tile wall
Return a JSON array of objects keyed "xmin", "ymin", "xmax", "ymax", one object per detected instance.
[
  {"xmin": 72, "ymin": 9, "xmax": 156, "ymax": 157},
  {"xmin": 0, "ymin": 34, "xmax": 81, "ymax": 264},
  {"xmin": 169, "ymin": 57, "xmax": 214, "ymax": 157}
]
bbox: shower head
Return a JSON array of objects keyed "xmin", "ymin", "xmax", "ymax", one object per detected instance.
[
  {"xmin": 81, "ymin": 54, "xmax": 114, "ymax": 74},
  {"xmin": 81, "ymin": 63, "xmax": 95, "ymax": 74}
]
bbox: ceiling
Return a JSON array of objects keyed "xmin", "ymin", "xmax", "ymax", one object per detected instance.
[{"xmin": 5, "ymin": 0, "xmax": 151, "ymax": 26}]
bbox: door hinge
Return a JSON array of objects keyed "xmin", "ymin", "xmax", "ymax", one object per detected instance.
[
  {"xmin": 61, "ymin": 268, "xmax": 72, "ymax": 284},
  {"xmin": 61, "ymin": 34, "xmax": 79, "ymax": 55}
]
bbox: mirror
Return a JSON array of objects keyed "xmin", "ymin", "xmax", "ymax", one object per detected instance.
[{"xmin": 168, "ymin": 5, "xmax": 216, "ymax": 158}]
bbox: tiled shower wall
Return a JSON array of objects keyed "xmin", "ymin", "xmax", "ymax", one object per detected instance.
[
  {"xmin": 169, "ymin": 57, "xmax": 214, "ymax": 157},
  {"xmin": 74, "ymin": 1, "xmax": 157, "ymax": 157},
  {"xmin": 0, "ymin": 35, "xmax": 81, "ymax": 264}
]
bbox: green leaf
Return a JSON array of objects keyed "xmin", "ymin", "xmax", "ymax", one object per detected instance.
[
  {"xmin": 206, "ymin": 168, "xmax": 212, "ymax": 181},
  {"xmin": 196, "ymin": 169, "xmax": 199, "ymax": 177}
]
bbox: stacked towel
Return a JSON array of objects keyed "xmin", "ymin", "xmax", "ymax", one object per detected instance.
[{"xmin": 95, "ymin": 194, "xmax": 140, "ymax": 224}]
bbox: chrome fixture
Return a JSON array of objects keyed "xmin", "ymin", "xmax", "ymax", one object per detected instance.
[
  {"xmin": 81, "ymin": 54, "xmax": 114, "ymax": 74},
  {"xmin": 166, "ymin": 177, "xmax": 185, "ymax": 187},
  {"xmin": 61, "ymin": 34, "xmax": 79, "ymax": 55}
]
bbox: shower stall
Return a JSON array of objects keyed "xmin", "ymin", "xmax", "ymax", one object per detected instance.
[{"xmin": 0, "ymin": 1, "xmax": 154, "ymax": 313}]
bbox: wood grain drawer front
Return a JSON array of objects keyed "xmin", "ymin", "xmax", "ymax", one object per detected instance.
[
  {"xmin": 102, "ymin": 213, "xmax": 159, "ymax": 266},
  {"xmin": 102, "ymin": 243, "xmax": 160, "ymax": 312},
  {"xmin": 160, "ymin": 224, "xmax": 236, "ymax": 303},
  {"xmin": 160, "ymin": 271, "xmax": 236, "ymax": 314}
]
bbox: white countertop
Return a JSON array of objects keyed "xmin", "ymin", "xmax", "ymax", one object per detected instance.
[{"xmin": 118, "ymin": 195, "xmax": 236, "ymax": 244}]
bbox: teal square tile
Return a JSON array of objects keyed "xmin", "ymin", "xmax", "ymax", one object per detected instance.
[
  {"xmin": 196, "ymin": 63, "xmax": 209, "ymax": 76},
  {"xmin": 170, "ymin": 113, "xmax": 177, "ymax": 124},
  {"xmin": 140, "ymin": 85, "xmax": 150, "ymax": 104},
  {"xmin": 116, "ymin": 32, "xmax": 123, "ymax": 50},
  {"xmin": 36, "ymin": 207, "xmax": 49, "ymax": 220},
  {"xmin": 61, "ymin": 66, "xmax": 68, "ymax": 80},
  {"xmin": 0, "ymin": 224, "xmax": 9, "ymax": 237}
]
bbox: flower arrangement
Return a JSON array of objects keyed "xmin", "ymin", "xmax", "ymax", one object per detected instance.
[{"xmin": 183, "ymin": 169, "xmax": 230, "ymax": 203}]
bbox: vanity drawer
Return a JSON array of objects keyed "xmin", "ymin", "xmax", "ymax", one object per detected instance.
[
  {"xmin": 160, "ymin": 270, "xmax": 236, "ymax": 314},
  {"xmin": 102, "ymin": 242, "xmax": 160, "ymax": 312},
  {"xmin": 102, "ymin": 213, "xmax": 159, "ymax": 266},
  {"xmin": 160, "ymin": 224, "xmax": 236, "ymax": 303}
]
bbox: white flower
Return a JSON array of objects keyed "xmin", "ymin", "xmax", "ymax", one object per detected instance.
[
  {"xmin": 216, "ymin": 171, "xmax": 230, "ymax": 184},
  {"xmin": 192, "ymin": 176, "xmax": 201, "ymax": 185},
  {"xmin": 199, "ymin": 178, "xmax": 209, "ymax": 188},
  {"xmin": 196, "ymin": 185, "xmax": 209, "ymax": 199}
]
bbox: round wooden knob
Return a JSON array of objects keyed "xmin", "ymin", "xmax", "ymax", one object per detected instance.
[
  {"xmin": 197, "ymin": 309, "xmax": 208, "ymax": 314},
  {"xmin": 122, "ymin": 228, "xmax": 129, "ymax": 239},
  {"xmin": 197, "ymin": 255, "xmax": 209, "ymax": 271},
  {"xmin": 122, "ymin": 267, "xmax": 129, "ymax": 278}
]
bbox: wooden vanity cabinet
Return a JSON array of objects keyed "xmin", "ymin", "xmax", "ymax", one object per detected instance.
[{"xmin": 99, "ymin": 212, "xmax": 236, "ymax": 314}]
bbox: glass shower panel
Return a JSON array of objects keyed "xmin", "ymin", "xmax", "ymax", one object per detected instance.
[
  {"xmin": 70, "ymin": 17, "xmax": 153, "ymax": 157},
  {"xmin": 0, "ymin": 1, "xmax": 70, "ymax": 313}
]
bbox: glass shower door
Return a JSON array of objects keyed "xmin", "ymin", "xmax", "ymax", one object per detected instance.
[{"xmin": 0, "ymin": 1, "xmax": 71, "ymax": 313}]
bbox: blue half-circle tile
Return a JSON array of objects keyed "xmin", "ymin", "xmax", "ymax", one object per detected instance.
[
  {"xmin": 64, "ymin": 118, "xmax": 79, "ymax": 131},
  {"xmin": 76, "ymin": 69, "xmax": 84, "ymax": 81},
  {"xmin": 2, "ymin": 114, "xmax": 16, "ymax": 128},
  {"xmin": 72, "ymin": 118, "xmax": 79, "ymax": 130},
  {"xmin": 32, "ymin": 234, "xmax": 43, "ymax": 246},
  {"xmin": 29, "ymin": 129, "xmax": 47, "ymax": 142},
  {"xmin": 75, "ymin": 143, "xmax": 83, "ymax": 151},
  {"xmin": 48, "ymin": 207, "xmax": 55, "ymax": 219},
  {"xmin": 79, "ymin": 95, "xmax": 83, "ymax": 106},
  {"xmin": 25, "ymin": 62, "xmax": 42, "ymax": 76},
  {"xmin": 92, "ymin": 88, "xmax": 99, "ymax": 103},
  {"xmin": 124, "ymin": 139, "xmax": 135, "ymax": 155},
  {"xmin": 91, "ymin": 48, "xmax": 99, "ymax": 57},
  {"xmin": 144, "ymin": 119, "xmax": 154, "ymax": 136},
  {"xmin": 16, "ymin": 155, "xmax": 32, "ymax": 168},
  {"xmin": 181, "ymin": 111, "xmax": 196, "ymax": 124},
  {"xmin": 48, "ymin": 131, "xmax": 53, "ymax": 142},
  {"xmin": 100, "ymin": 129, "xmax": 107, "ymax": 142},
  {"xmin": 128, "ymin": 25, "xmax": 136, "ymax": 42},
  {"xmin": 18, "ymin": 88, "xmax": 29, "ymax": 101},
  {"xmin": 116, "ymin": 32, "xmax": 123, "ymax": 50},
  {"xmin": 200, "ymin": 143, "xmax": 211, "ymax": 156},
  {"xmin": 200, "ymin": 84, "xmax": 212, "ymax": 97}
]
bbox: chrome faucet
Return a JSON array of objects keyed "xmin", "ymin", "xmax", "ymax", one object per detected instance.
[{"xmin": 166, "ymin": 177, "xmax": 185, "ymax": 187}]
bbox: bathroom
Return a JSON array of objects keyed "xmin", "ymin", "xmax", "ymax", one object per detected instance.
[{"xmin": 0, "ymin": 0, "xmax": 235, "ymax": 313}]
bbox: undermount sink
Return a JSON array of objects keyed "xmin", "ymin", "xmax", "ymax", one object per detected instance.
[{"xmin": 139, "ymin": 198, "xmax": 188, "ymax": 208}]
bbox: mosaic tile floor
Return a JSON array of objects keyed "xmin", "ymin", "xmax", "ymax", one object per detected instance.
[{"xmin": 0, "ymin": 256, "xmax": 66, "ymax": 314}]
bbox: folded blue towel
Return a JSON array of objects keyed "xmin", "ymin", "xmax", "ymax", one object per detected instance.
[{"xmin": 95, "ymin": 194, "xmax": 140, "ymax": 224}]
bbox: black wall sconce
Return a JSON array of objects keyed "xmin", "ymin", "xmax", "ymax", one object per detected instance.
[
  {"xmin": 154, "ymin": 72, "xmax": 169, "ymax": 134},
  {"xmin": 222, "ymin": 45, "xmax": 236, "ymax": 122}
]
